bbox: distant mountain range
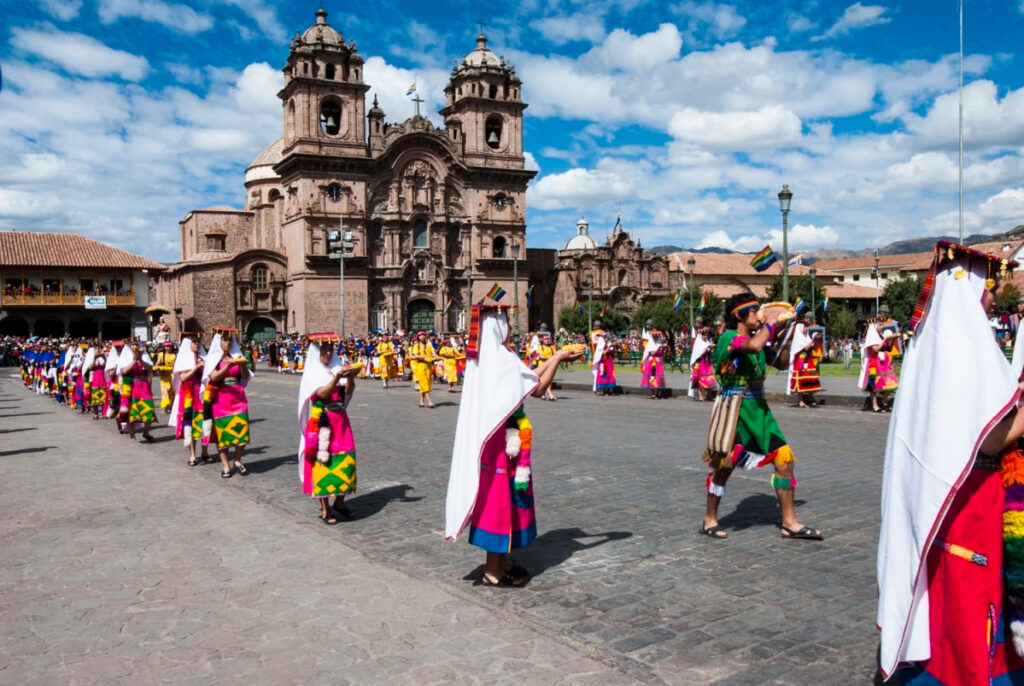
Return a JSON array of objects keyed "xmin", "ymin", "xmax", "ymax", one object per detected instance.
[{"xmin": 648, "ymin": 224, "xmax": 1024, "ymax": 261}]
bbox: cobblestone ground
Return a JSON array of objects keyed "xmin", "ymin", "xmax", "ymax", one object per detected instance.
[{"xmin": 0, "ymin": 368, "xmax": 890, "ymax": 685}]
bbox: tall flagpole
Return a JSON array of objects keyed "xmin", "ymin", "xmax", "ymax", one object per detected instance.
[{"xmin": 958, "ymin": 0, "xmax": 964, "ymax": 245}]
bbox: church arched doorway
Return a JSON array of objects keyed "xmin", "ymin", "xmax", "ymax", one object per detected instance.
[
  {"xmin": 407, "ymin": 299, "xmax": 435, "ymax": 333},
  {"xmin": 33, "ymin": 315, "xmax": 64, "ymax": 337},
  {"xmin": 0, "ymin": 315, "xmax": 29, "ymax": 337},
  {"xmin": 102, "ymin": 317, "xmax": 131, "ymax": 340},
  {"xmin": 68, "ymin": 318, "xmax": 98, "ymax": 338},
  {"xmin": 246, "ymin": 317, "xmax": 278, "ymax": 342}
]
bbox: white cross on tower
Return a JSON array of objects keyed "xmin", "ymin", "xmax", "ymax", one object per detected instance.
[{"xmin": 412, "ymin": 94, "xmax": 424, "ymax": 118}]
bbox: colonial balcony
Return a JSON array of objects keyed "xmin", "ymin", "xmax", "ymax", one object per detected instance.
[{"xmin": 1, "ymin": 292, "xmax": 136, "ymax": 307}]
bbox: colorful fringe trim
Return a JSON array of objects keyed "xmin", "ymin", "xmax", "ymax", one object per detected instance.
[
  {"xmin": 705, "ymin": 472, "xmax": 725, "ymax": 497},
  {"xmin": 1002, "ymin": 447, "xmax": 1024, "ymax": 656},
  {"xmin": 770, "ymin": 474, "xmax": 798, "ymax": 490},
  {"xmin": 509, "ymin": 408, "xmax": 533, "ymax": 491},
  {"xmin": 202, "ymin": 386, "xmax": 213, "ymax": 439}
]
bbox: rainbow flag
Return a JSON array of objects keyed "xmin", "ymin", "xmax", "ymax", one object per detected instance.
[
  {"xmin": 443, "ymin": 298, "xmax": 453, "ymax": 315},
  {"xmin": 787, "ymin": 254, "xmax": 803, "ymax": 267},
  {"xmin": 485, "ymin": 283, "xmax": 507, "ymax": 301},
  {"xmin": 822, "ymin": 296, "xmax": 829, "ymax": 313},
  {"xmin": 405, "ymin": 82, "xmax": 417, "ymax": 96},
  {"xmin": 794, "ymin": 297, "xmax": 806, "ymax": 316},
  {"xmin": 599, "ymin": 302, "xmax": 608, "ymax": 317},
  {"xmin": 699, "ymin": 291, "xmax": 707, "ymax": 311},
  {"xmin": 672, "ymin": 293, "xmax": 683, "ymax": 312},
  {"xmin": 575, "ymin": 300, "xmax": 583, "ymax": 313},
  {"xmin": 750, "ymin": 245, "xmax": 777, "ymax": 272}
]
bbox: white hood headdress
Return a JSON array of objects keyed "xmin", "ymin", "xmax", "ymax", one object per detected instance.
[
  {"xmin": 786, "ymin": 324, "xmax": 813, "ymax": 395},
  {"xmin": 296, "ymin": 340, "xmax": 346, "ymax": 484},
  {"xmin": 202, "ymin": 331, "xmax": 252, "ymax": 387},
  {"xmin": 877, "ymin": 243, "xmax": 1020, "ymax": 678},
  {"xmin": 445, "ymin": 308, "xmax": 539, "ymax": 541},
  {"xmin": 82, "ymin": 347, "xmax": 97, "ymax": 374},
  {"xmin": 167, "ymin": 337, "xmax": 207, "ymax": 429}
]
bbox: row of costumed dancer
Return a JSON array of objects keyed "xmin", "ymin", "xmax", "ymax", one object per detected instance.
[{"xmin": 20, "ymin": 328, "xmax": 254, "ymax": 479}]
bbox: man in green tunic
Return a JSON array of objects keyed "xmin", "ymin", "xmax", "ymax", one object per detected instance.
[{"xmin": 699, "ymin": 293, "xmax": 823, "ymax": 541}]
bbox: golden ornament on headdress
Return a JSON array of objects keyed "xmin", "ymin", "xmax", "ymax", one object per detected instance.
[
  {"xmin": 1001, "ymin": 259, "xmax": 1010, "ymax": 280},
  {"xmin": 947, "ymin": 245, "xmax": 955, "ymax": 260},
  {"xmin": 954, "ymin": 268, "xmax": 966, "ymax": 280},
  {"xmin": 984, "ymin": 278, "xmax": 996, "ymax": 291}
]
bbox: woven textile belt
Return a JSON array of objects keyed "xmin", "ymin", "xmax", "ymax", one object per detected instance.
[
  {"xmin": 325, "ymin": 402, "xmax": 346, "ymax": 413},
  {"xmin": 220, "ymin": 377, "xmax": 240, "ymax": 386},
  {"xmin": 721, "ymin": 385, "xmax": 764, "ymax": 400}
]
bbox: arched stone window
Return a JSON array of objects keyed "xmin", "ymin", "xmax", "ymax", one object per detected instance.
[
  {"xmin": 485, "ymin": 114, "xmax": 503, "ymax": 149},
  {"xmin": 489, "ymin": 84, "xmax": 497, "ymax": 99},
  {"xmin": 413, "ymin": 218, "xmax": 427, "ymax": 248},
  {"xmin": 370, "ymin": 221, "xmax": 383, "ymax": 243},
  {"xmin": 320, "ymin": 97, "xmax": 341, "ymax": 135},
  {"xmin": 325, "ymin": 63, "xmax": 335, "ymax": 80},
  {"xmin": 492, "ymin": 236, "xmax": 507, "ymax": 258}
]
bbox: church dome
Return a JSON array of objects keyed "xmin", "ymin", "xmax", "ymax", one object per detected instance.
[
  {"xmin": 245, "ymin": 137, "xmax": 283, "ymax": 184},
  {"xmin": 565, "ymin": 217, "xmax": 598, "ymax": 251},
  {"xmin": 300, "ymin": 8, "xmax": 343, "ymax": 46},
  {"xmin": 462, "ymin": 34, "xmax": 502, "ymax": 68}
]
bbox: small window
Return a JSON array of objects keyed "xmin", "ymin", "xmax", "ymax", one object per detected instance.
[
  {"xmin": 253, "ymin": 266, "xmax": 268, "ymax": 290},
  {"xmin": 852, "ymin": 274, "xmax": 860, "ymax": 282},
  {"xmin": 489, "ymin": 84, "xmax": 497, "ymax": 99},
  {"xmin": 207, "ymin": 235, "xmax": 226, "ymax": 251},
  {"xmin": 881, "ymin": 272, "xmax": 888, "ymax": 279},
  {"xmin": 320, "ymin": 97, "xmax": 341, "ymax": 135},
  {"xmin": 493, "ymin": 236, "xmax": 507, "ymax": 258},
  {"xmin": 371, "ymin": 222, "xmax": 383, "ymax": 243},
  {"xmin": 413, "ymin": 218, "xmax": 427, "ymax": 248},
  {"xmin": 325, "ymin": 64, "xmax": 335, "ymax": 80}
]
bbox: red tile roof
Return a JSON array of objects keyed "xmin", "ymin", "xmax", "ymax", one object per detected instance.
[
  {"xmin": 0, "ymin": 231, "xmax": 165, "ymax": 270},
  {"xmin": 668, "ymin": 251, "xmax": 839, "ymax": 278},
  {"xmin": 812, "ymin": 252, "xmax": 934, "ymax": 271}
]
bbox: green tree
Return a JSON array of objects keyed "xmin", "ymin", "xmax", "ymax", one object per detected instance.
[
  {"xmin": 557, "ymin": 302, "xmax": 627, "ymax": 334},
  {"xmin": 767, "ymin": 274, "xmax": 828, "ymax": 322},
  {"xmin": 997, "ymin": 284, "xmax": 1021, "ymax": 317},
  {"xmin": 631, "ymin": 298, "xmax": 686, "ymax": 339},
  {"xmin": 882, "ymin": 275, "xmax": 923, "ymax": 324},
  {"xmin": 826, "ymin": 307, "xmax": 859, "ymax": 339}
]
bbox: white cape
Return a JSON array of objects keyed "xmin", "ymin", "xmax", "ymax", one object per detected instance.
[
  {"xmin": 444, "ymin": 311, "xmax": 539, "ymax": 541},
  {"xmin": 167, "ymin": 338, "xmax": 206, "ymax": 429},
  {"xmin": 296, "ymin": 342, "xmax": 347, "ymax": 486},
  {"xmin": 876, "ymin": 260, "xmax": 1020, "ymax": 678},
  {"xmin": 858, "ymin": 324, "xmax": 883, "ymax": 390},
  {"xmin": 786, "ymin": 324, "xmax": 813, "ymax": 395},
  {"xmin": 202, "ymin": 333, "xmax": 252, "ymax": 387}
]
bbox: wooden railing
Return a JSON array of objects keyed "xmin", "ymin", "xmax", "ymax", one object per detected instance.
[{"xmin": 0, "ymin": 292, "xmax": 136, "ymax": 307}]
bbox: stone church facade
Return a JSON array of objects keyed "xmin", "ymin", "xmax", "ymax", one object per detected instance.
[
  {"xmin": 155, "ymin": 9, "xmax": 534, "ymax": 340},
  {"xmin": 550, "ymin": 218, "xmax": 672, "ymax": 329}
]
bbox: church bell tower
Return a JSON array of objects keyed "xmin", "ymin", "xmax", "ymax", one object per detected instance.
[
  {"xmin": 278, "ymin": 8, "xmax": 370, "ymax": 158},
  {"xmin": 441, "ymin": 33, "xmax": 527, "ymax": 169}
]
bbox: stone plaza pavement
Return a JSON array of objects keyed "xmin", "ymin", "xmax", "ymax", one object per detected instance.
[{"xmin": 0, "ymin": 368, "xmax": 891, "ymax": 685}]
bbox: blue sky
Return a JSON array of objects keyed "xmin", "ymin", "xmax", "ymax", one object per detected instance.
[{"xmin": 2, "ymin": 0, "xmax": 1024, "ymax": 262}]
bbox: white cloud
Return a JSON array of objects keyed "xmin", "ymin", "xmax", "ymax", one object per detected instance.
[
  {"xmin": 787, "ymin": 14, "xmax": 816, "ymax": 34},
  {"xmin": 672, "ymin": 1, "xmax": 747, "ymax": 42},
  {"xmin": 0, "ymin": 188, "xmax": 66, "ymax": 220},
  {"xmin": 698, "ymin": 223, "xmax": 840, "ymax": 252},
  {"xmin": 362, "ymin": 57, "xmax": 449, "ymax": 127},
  {"xmin": 213, "ymin": 0, "xmax": 287, "ymax": 43},
  {"xmin": 814, "ymin": 3, "xmax": 892, "ymax": 41},
  {"xmin": 885, "ymin": 152, "xmax": 957, "ymax": 190},
  {"xmin": 980, "ymin": 188, "xmax": 1024, "ymax": 220},
  {"xmin": 528, "ymin": 168, "xmax": 637, "ymax": 210},
  {"xmin": 668, "ymin": 105, "xmax": 802, "ymax": 151},
  {"xmin": 903, "ymin": 80, "xmax": 1024, "ymax": 150},
  {"xmin": 97, "ymin": 0, "xmax": 214, "ymax": 34},
  {"xmin": 36, "ymin": 0, "xmax": 82, "ymax": 21},
  {"xmin": 10, "ymin": 26, "xmax": 149, "ymax": 80},
  {"xmin": 166, "ymin": 62, "xmax": 204, "ymax": 85},
  {"xmin": 532, "ymin": 14, "xmax": 606, "ymax": 45},
  {"xmin": 584, "ymin": 24, "xmax": 683, "ymax": 72}
]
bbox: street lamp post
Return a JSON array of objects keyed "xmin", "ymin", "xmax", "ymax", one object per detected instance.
[
  {"xmin": 872, "ymin": 249, "xmax": 880, "ymax": 316},
  {"xmin": 325, "ymin": 184, "xmax": 353, "ymax": 337},
  {"xmin": 511, "ymin": 240, "xmax": 520, "ymax": 350},
  {"xmin": 809, "ymin": 266, "xmax": 817, "ymax": 321},
  {"xmin": 583, "ymin": 273, "xmax": 593, "ymax": 333},
  {"xmin": 687, "ymin": 256, "xmax": 696, "ymax": 335},
  {"xmin": 778, "ymin": 184, "xmax": 793, "ymax": 303}
]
